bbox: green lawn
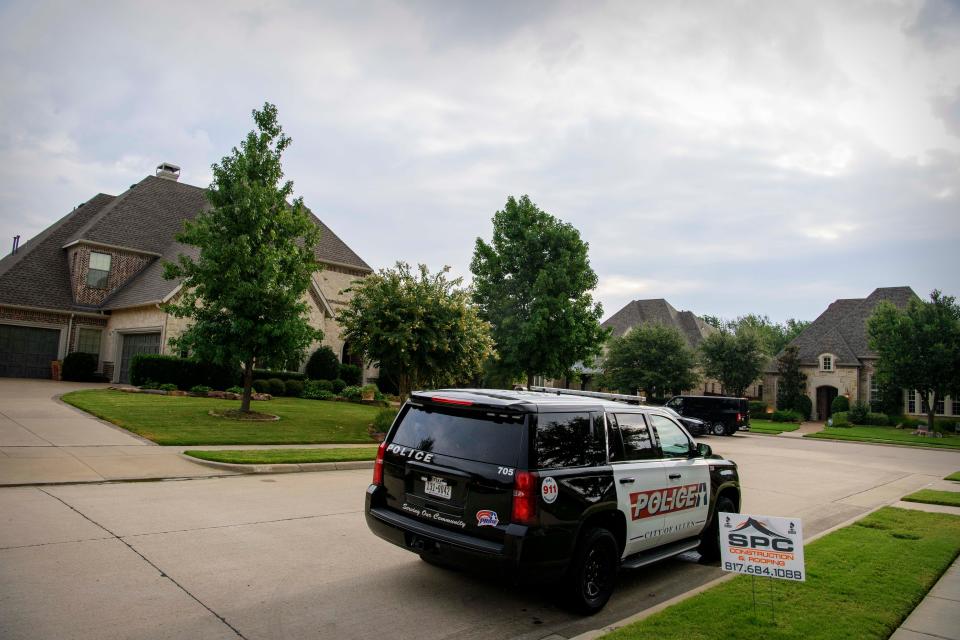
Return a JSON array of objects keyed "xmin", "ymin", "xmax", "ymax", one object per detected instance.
[
  {"xmin": 748, "ymin": 419, "xmax": 801, "ymax": 435},
  {"xmin": 62, "ymin": 390, "xmax": 381, "ymax": 445},
  {"xmin": 946, "ymin": 471, "xmax": 960, "ymax": 482},
  {"xmin": 805, "ymin": 425, "xmax": 960, "ymax": 449},
  {"xmin": 903, "ymin": 489, "xmax": 960, "ymax": 508},
  {"xmin": 185, "ymin": 447, "xmax": 378, "ymax": 465},
  {"xmin": 603, "ymin": 507, "xmax": 960, "ymax": 640}
]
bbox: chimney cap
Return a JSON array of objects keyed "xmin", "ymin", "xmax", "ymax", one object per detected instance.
[{"xmin": 156, "ymin": 162, "xmax": 181, "ymax": 180}]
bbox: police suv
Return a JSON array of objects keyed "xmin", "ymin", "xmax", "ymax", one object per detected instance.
[{"xmin": 364, "ymin": 387, "xmax": 741, "ymax": 614}]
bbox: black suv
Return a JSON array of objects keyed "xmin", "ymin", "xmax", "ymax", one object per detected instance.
[
  {"xmin": 664, "ymin": 395, "xmax": 750, "ymax": 436},
  {"xmin": 365, "ymin": 388, "xmax": 741, "ymax": 614}
]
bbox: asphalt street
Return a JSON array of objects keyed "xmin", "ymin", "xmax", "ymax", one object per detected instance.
[{"xmin": 2, "ymin": 434, "xmax": 958, "ymax": 640}]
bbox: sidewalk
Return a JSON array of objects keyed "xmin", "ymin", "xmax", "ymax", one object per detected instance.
[{"xmin": 780, "ymin": 420, "xmax": 826, "ymax": 438}]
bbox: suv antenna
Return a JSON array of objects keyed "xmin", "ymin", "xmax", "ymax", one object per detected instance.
[{"xmin": 528, "ymin": 386, "xmax": 646, "ymax": 405}]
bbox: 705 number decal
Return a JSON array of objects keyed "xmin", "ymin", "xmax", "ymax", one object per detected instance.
[{"xmin": 497, "ymin": 467, "xmax": 514, "ymax": 477}]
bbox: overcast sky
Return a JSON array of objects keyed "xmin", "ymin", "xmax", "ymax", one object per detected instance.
[{"xmin": 1, "ymin": 0, "xmax": 958, "ymax": 323}]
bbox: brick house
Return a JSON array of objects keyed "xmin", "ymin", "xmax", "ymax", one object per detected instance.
[
  {"xmin": 0, "ymin": 163, "xmax": 373, "ymax": 383},
  {"xmin": 761, "ymin": 286, "xmax": 959, "ymax": 421}
]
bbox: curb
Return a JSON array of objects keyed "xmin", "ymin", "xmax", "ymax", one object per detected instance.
[
  {"xmin": 801, "ymin": 434, "xmax": 960, "ymax": 451},
  {"xmin": 570, "ymin": 501, "xmax": 895, "ymax": 640},
  {"xmin": 180, "ymin": 454, "xmax": 374, "ymax": 474}
]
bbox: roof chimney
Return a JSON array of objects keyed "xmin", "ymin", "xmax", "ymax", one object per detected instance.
[{"xmin": 156, "ymin": 162, "xmax": 181, "ymax": 181}]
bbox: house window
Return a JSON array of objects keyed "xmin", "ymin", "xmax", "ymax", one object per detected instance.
[
  {"xmin": 820, "ymin": 355, "xmax": 833, "ymax": 371},
  {"xmin": 952, "ymin": 397, "xmax": 959, "ymax": 416},
  {"xmin": 907, "ymin": 389, "xmax": 916, "ymax": 414},
  {"xmin": 869, "ymin": 375, "xmax": 881, "ymax": 411},
  {"xmin": 935, "ymin": 397, "xmax": 945, "ymax": 415},
  {"xmin": 86, "ymin": 252, "xmax": 112, "ymax": 288},
  {"xmin": 76, "ymin": 328, "xmax": 101, "ymax": 356}
]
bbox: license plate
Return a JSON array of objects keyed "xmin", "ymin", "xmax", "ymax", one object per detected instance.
[{"xmin": 424, "ymin": 476, "xmax": 452, "ymax": 500}]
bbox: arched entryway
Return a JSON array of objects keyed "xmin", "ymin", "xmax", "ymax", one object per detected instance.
[
  {"xmin": 816, "ymin": 385, "xmax": 838, "ymax": 421},
  {"xmin": 340, "ymin": 341, "xmax": 363, "ymax": 368}
]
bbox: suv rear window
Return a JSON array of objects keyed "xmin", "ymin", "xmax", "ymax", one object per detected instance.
[
  {"xmin": 536, "ymin": 412, "xmax": 605, "ymax": 469},
  {"xmin": 391, "ymin": 405, "xmax": 524, "ymax": 466}
]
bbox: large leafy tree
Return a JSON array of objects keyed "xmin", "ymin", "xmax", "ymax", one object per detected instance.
[
  {"xmin": 702, "ymin": 314, "xmax": 810, "ymax": 355},
  {"xmin": 338, "ymin": 262, "xmax": 495, "ymax": 398},
  {"xmin": 867, "ymin": 290, "xmax": 960, "ymax": 431},
  {"xmin": 775, "ymin": 345, "xmax": 811, "ymax": 418},
  {"xmin": 164, "ymin": 103, "xmax": 321, "ymax": 412},
  {"xmin": 471, "ymin": 195, "xmax": 607, "ymax": 387},
  {"xmin": 602, "ymin": 324, "xmax": 699, "ymax": 403},
  {"xmin": 699, "ymin": 329, "xmax": 765, "ymax": 397}
]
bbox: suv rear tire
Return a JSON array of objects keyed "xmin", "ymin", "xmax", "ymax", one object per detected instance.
[
  {"xmin": 698, "ymin": 495, "xmax": 736, "ymax": 561},
  {"xmin": 563, "ymin": 527, "xmax": 618, "ymax": 615},
  {"xmin": 711, "ymin": 421, "xmax": 728, "ymax": 436}
]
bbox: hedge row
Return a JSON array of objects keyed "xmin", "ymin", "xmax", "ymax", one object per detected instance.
[{"xmin": 130, "ymin": 355, "xmax": 238, "ymax": 390}]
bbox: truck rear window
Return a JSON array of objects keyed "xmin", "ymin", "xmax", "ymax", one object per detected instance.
[{"xmin": 390, "ymin": 405, "xmax": 524, "ymax": 466}]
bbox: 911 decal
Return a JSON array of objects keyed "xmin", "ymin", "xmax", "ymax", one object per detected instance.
[{"xmin": 630, "ymin": 483, "xmax": 707, "ymax": 520}]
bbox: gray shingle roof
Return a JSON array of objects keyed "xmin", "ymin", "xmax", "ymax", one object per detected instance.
[
  {"xmin": 602, "ymin": 298, "xmax": 715, "ymax": 348},
  {"xmin": 765, "ymin": 286, "xmax": 919, "ymax": 371},
  {"xmin": 0, "ymin": 174, "xmax": 372, "ymax": 313}
]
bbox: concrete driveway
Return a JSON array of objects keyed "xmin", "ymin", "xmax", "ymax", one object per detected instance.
[
  {"xmin": 0, "ymin": 379, "xmax": 234, "ymax": 485},
  {"xmin": 1, "ymin": 433, "xmax": 957, "ymax": 640}
]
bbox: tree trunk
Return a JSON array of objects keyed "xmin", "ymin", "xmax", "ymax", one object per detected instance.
[
  {"xmin": 925, "ymin": 391, "xmax": 937, "ymax": 433},
  {"xmin": 241, "ymin": 360, "xmax": 253, "ymax": 413},
  {"xmin": 526, "ymin": 373, "xmax": 533, "ymax": 390},
  {"xmin": 398, "ymin": 373, "xmax": 411, "ymax": 400}
]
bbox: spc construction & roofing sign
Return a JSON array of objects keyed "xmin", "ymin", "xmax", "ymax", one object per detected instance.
[{"xmin": 719, "ymin": 512, "xmax": 805, "ymax": 582}]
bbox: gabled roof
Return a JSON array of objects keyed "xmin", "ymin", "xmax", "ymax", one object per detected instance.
[
  {"xmin": 766, "ymin": 287, "xmax": 918, "ymax": 371},
  {"xmin": 0, "ymin": 173, "xmax": 372, "ymax": 314},
  {"xmin": 602, "ymin": 298, "xmax": 715, "ymax": 348}
]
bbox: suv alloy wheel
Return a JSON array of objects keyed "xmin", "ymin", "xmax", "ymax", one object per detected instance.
[
  {"xmin": 711, "ymin": 421, "xmax": 728, "ymax": 436},
  {"xmin": 566, "ymin": 528, "xmax": 619, "ymax": 615}
]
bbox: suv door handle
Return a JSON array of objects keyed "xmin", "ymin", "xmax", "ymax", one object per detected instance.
[
  {"xmin": 668, "ymin": 473, "xmax": 682, "ymax": 480},
  {"xmin": 619, "ymin": 477, "xmax": 635, "ymax": 484}
]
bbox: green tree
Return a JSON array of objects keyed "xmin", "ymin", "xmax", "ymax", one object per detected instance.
[
  {"xmin": 602, "ymin": 325, "xmax": 699, "ymax": 403},
  {"xmin": 775, "ymin": 345, "xmax": 810, "ymax": 418},
  {"xmin": 338, "ymin": 262, "xmax": 495, "ymax": 398},
  {"xmin": 163, "ymin": 103, "xmax": 321, "ymax": 412},
  {"xmin": 699, "ymin": 329, "xmax": 765, "ymax": 397},
  {"xmin": 867, "ymin": 290, "xmax": 960, "ymax": 431},
  {"xmin": 471, "ymin": 195, "xmax": 607, "ymax": 387}
]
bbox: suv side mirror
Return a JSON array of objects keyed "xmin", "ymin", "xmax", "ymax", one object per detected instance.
[{"xmin": 694, "ymin": 442, "xmax": 712, "ymax": 458}]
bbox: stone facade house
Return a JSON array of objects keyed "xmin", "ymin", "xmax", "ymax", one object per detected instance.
[
  {"xmin": 761, "ymin": 286, "xmax": 959, "ymax": 421},
  {"xmin": 0, "ymin": 164, "xmax": 373, "ymax": 383}
]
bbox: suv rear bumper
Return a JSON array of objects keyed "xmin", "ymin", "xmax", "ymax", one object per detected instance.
[{"xmin": 365, "ymin": 485, "xmax": 566, "ymax": 581}]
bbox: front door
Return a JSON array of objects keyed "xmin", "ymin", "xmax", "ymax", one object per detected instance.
[
  {"xmin": 648, "ymin": 414, "xmax": 711, "ymax": 544},
  {"xmin": 608, "ymin": 412, "xmax": 669, "ymax": 556},
  {"xmin": 118, "ymin": 332, "xmax": 161, "ymax": 383},
  {"xmin": 816, "ymin": 386, "xmax": 838, "ymax": 421}
]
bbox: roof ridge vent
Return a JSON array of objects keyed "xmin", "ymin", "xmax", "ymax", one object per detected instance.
[{"xmin": 156, "ymin": 162, "xmax": 181, "ymax": 181}]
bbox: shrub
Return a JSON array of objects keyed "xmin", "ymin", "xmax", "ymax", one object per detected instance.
[
  {"xmin": 305, "ymin": 346, "xmax": 340, "ymax": 381},
  {"xmin": 865, "ymin": 412, "xmax": 889, "ymax": 426},
  {"xmin": 771, "ymin": 410, "xmax": 802, "ymax": 423},
  {"xmin": 748, "ymin": 401, "xmax": 769, "ymax": 420},
  {"xmin": 361, "ymin": 383, "xmax": 379, "ymax": 400},
  {"xmin": 140, "ymin": 379, "xmax": 159, "ymax": 390},
  {"xmin": 159, "ymin": 383, "xmax": 178, "ymax": 391},
  {"xmin": 252, "ymin": 379, "xmax": 270, "ymax": 393},
  {"xmin": 341, "ymin": 385, "xmax": 362, "ymax": 401},
  {"xmin": 848, "ymin": 402, "xmax": 870, "ymax": 425},
  {"xmin": 797, "ymin": 395, "xmax": 812, "ymax": 420},
  {"xmin": 339, "ymin": 363, "xmax": 363, "ymax": 386},
  {"xmin": 831, "ymin": 395, "xmax": 850, "ymax": 414},
  {"xmin": 130, "ymin": 354, "xmax": 239, "ymax": 390},
  {"xmin": 934, "ymin": 418, "xmax": 960, "ymax": 434},
  {"xmin": 251, "ymin": 368, "xmax": 307, "ymax": 382},
  {"xmin": 311, "ymin": 379, "xmax": 334, "ymax": 392},
  {"xmin": 62, "ymin": 352, "xmax": 98, "ymax": 382},
  {"xmin": 190, "ymin": 385, "xmax": 212, "ymax": 394},
  {"xmin": 372, "ymin": 408, "xmax": 399, "ymax": 432},
  {"xmin": 284, "ymin": 379, "xmax": 304, "ymax": 397},
  {"xmin": 331, "ymin": 378, "xmax": 347, "ymax": 394},
  {"xmin": 226, "ymin": 386, "xmax": 243, "ymax": 395},
  {"xmin": 266, "ymin": 378, "xmax": 286, "ymax": 396},
  {"xmin": 830, "ymin": 411, "xmax": 850, "ymax": 427},
  {"xmin": 303, "ymin": 380, "xmax": 335, "ymax": 400}
]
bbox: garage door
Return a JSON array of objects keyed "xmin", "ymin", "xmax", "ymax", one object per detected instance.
[
  {"xmin": 0, "ymin": 324, "xmax": 61, "ymax": 379},
  {"xmin": 118, "ymin": 332, "xmax": 161, "ymax": 384}
]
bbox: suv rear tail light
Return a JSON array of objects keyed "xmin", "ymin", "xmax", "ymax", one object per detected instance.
[
  {"xmin": 431, "ymin": 396, "xmax": 473, "ymax": 406},
  {"xmin": 736, "ymin": 413, "xmax": 743, "ymax": 423},
  {"xmin": 372, "ymin": 441, "xmax": 387, "ymax": 486},
  {"xmin": 512, "ymin": 471, "xmax": 539, "ymax": 525}
]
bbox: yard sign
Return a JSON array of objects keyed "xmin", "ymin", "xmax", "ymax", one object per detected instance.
[{"xmin": 719, "ymin": 512, "xmax": 805, "ymax": 582}]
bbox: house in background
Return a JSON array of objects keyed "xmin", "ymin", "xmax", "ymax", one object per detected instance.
[
  {"xmin": 761, "ymin": 286, "xmax": 958, "ymax": 421},
  {"xmin": 0, "ymin": 163, "xmax": 373, "ymax": 383}
]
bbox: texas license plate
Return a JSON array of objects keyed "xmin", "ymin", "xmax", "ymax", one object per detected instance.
[{"xmin": 424, "ymin": 476, "xmax": 452, "ymax": 500}]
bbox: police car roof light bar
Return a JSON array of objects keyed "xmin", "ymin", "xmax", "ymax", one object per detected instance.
[{"xmin": 528, "ymin": 386, "xmax": 646, "ymax": 405}]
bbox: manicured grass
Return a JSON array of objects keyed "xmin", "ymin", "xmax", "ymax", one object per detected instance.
[
  {"xmin": 603, "ymin": 507, "xmax": 960, "ymax": 640},
  {"xmin": 62, "ymin": 390, "xmax": 380, "ymax": 445},
  {"xmin": 184, "ymin": 447, "xmax": 378, "ymax": 465},
  {"xmin": 748, "ymin": 419, "xmax": 801, "ymax": 434},
  {"xmin": 946, "ymin": 471, "xmax": 960, "ymax": 482},
  {"xmin": 806, "ymin": 425, "xmax": 960, "ymax": 449},
  {"xmin": 903, "ymin": 489, "xmax": 960, "ymax": 508}
]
